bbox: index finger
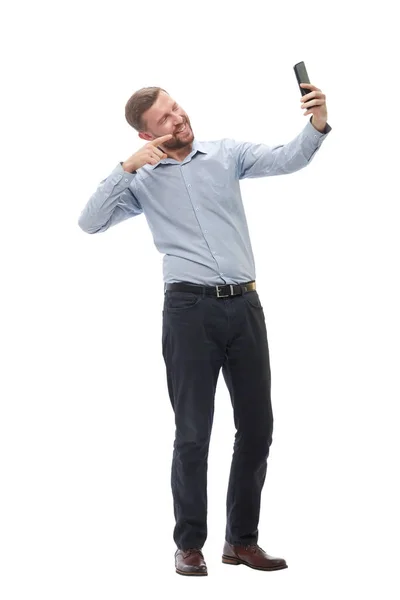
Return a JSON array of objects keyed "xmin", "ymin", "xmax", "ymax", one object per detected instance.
[
  {"xmin": 300, "ymin": 83, "xmax": 321, "ymax": 92},
  {"xmin": 149, "ymin": 134, "xmax": 173, "ymax": 146}
]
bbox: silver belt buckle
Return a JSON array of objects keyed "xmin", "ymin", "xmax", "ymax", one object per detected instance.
[{"xmin": 216, "ymin": 284, "xmax": 234, "ymax": 298}]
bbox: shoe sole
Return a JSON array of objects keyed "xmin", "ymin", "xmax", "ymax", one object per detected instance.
[
  {"xmin": 176, "ymin": 567, "xmax": 208, "ymax": 576},
  {"xmin": 222, "ymin": 555, "xmax": 288, "ymax": 571}
]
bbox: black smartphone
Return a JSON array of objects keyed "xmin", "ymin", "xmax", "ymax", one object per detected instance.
[{"xmin": 293, "ymin": 61, "xmax": 310, "ymax": 96}]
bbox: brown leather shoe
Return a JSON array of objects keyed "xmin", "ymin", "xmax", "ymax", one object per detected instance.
[
  {"xmin": 175, "ymin": 548, "xmax": 208, "ymax": 576},
  {"xmin": 222, "ymin": 541, "xmax": 287, "ymax": 571}
]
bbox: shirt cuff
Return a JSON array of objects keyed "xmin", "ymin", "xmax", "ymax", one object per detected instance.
[
  {"xmin": 116, "ymin": 162, "xmax": 137, "ymax": 180},
  {"xmin": 308, "ymin": 117, "xmax": 332, "ymax": 136}
]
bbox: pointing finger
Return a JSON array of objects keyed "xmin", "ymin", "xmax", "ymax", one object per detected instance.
[{"xmin": 150, "ymin": 134, "xmax": 173, "ymax": 146}]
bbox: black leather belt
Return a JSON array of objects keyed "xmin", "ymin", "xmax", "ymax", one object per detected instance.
[{"xmin": 164, "ymin": 280, "xmax": 256, "ymax": 298}]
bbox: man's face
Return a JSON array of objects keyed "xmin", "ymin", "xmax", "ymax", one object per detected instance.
[{"xmin": 139, "ymin": 91, "xmax": 194, "ymax": 150}]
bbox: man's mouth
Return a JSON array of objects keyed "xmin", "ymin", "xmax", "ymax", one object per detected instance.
[{"xmin": 175, "ymin": 123, "xmax": 187, "ymax": 134}]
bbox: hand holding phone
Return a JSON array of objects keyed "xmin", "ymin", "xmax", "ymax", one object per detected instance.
[{"xmin": 293, "ymin": 61, "xmax": 328, "ymax": 130}]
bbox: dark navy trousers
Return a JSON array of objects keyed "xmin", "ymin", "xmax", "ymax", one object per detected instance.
[{"xmin": 162, "ymin": 286, "xmax": 273, "ymax": 550}]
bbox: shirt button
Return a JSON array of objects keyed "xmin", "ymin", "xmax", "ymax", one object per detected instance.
[
  {"xmin": 204, "ymin": 229, "xmax": 208, "ymax": 233},
  {"xmin": 124, "ymin": 178, "xmax": 129, "ymax": 182},
  {"xmin": 188, "ymin": 184, "xmax": 191, "ymax": 188}
]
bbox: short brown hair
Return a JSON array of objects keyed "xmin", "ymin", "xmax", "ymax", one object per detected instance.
[{"xmin": 125, "ymin": 86, "xmax": 169, "ymax": 131}]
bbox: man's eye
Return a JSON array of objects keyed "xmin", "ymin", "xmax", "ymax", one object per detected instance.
[{"xmin": 161, "ymin": 106, "xmax": 178, "ymax": 123}]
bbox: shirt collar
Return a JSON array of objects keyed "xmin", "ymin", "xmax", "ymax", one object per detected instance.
[{"xmin": 150, "ymin": 138, "xmax": 208, "ymax": 169}]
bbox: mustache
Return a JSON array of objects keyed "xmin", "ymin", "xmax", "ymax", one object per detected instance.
[{"xmin": 174, "ymin": 119, "xmax": 188, "ymax": 134}]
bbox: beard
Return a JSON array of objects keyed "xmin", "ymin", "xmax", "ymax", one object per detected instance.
[{"xmin": 162, "ymin": 117, "xmax": 194, "ymax": 149}]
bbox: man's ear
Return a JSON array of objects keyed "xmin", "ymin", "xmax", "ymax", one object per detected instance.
[{"xmin": 139, "ymin": 131, "xmax": 152, "ymax": 142}]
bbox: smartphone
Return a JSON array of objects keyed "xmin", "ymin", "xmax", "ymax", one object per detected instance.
[{"xmin": 293, "ymin": 61, "xmax": 310, "ymax": 96}]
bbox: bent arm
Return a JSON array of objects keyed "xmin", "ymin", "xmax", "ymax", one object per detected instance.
[{"xmin": 78, "ymin": 163, "xmax": 143, "ymax": 234}]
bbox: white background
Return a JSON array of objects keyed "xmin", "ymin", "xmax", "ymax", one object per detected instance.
[{"xmin": 1, "ymin": 0, "xmax": 399, "ymax": 598}]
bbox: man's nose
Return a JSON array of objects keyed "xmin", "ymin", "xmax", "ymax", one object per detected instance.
[{"xmin": 172, "ymin": 113, "xmax": 184, "ymax": 126}]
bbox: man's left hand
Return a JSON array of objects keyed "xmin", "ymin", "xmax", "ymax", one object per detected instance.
[{"xmin": 300, "ymin": 83, "xmax": 328, "ymax": 133}]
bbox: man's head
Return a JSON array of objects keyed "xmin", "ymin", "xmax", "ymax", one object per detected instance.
[{"xmin": 125, "ymin": 87, "xmax": 194, "ymax": 151}]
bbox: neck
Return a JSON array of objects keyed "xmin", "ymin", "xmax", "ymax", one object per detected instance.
[{"xmin": 165, "ymin": 142, "xmax": 193, "ymax": 163}]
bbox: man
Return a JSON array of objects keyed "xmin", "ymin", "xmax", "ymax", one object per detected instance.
[{"xmin": 78, "ymin": 83, "xmax": 331, "ymax": 576}]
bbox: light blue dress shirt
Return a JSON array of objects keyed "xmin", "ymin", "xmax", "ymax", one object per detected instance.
[{"xmin": 78, "ymin": 119, "xmax": 331, "ymax": 286}]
